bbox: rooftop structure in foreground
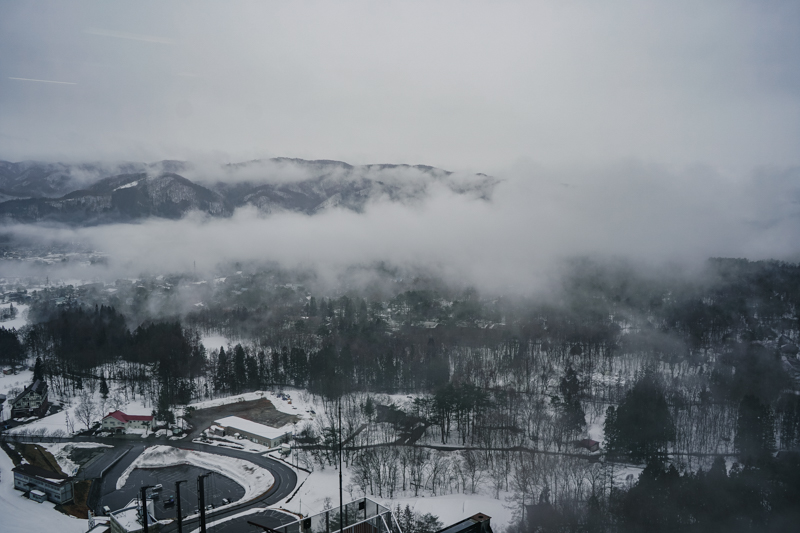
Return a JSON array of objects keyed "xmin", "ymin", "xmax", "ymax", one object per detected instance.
[
  {"xmin": 109, "ymin": 498, "xmax": 158, "ymax": 533},
  {"xmin": 436, "ymin": 513, "xmax": 494, "ymax": 533},
  {"xmin": 256, "ymin": 498, "xmax": 401, "ymax": 533}
]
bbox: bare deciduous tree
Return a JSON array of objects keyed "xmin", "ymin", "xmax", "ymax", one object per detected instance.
[{"xmin": 75, "ymin": 391, "xmax": 97, "ymax": 431}]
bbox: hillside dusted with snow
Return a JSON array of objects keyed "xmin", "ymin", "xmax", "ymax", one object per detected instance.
[{"xmin": 0, "ymin": 158, "xmax": 498, "ymax": 225}]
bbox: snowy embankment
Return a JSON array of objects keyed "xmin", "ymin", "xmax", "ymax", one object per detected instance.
[
  {"xmin": 0, "ymin": 445, "xmax": 88, "ymax": 533},
  {"xmin": 39, "ymin": 442, "xmax": 112, "ymax": 477},
  {"xmin": 116, "ymin": 446, "xmax": 273, "ymax": 503},
  {"xmin": 276, "ymin": 464, "xmax": 514, "ymax": 533}
]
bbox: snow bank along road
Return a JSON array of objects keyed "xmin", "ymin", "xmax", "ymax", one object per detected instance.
[
  {"xmin": 5, "ymin": 435, "xmax": 297, "ymax": 533},
  {"xmin": 106, "ymin": 440, "xmax": 297, "ymax": 533}
]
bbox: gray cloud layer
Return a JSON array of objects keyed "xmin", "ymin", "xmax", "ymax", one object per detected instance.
[
  {"xmin": 1, "ymin": 1, "xmax": 799, "ymax": 171},
  {"xmin": 5, "ymin": 162, "xmax": 799, "ymax": 293}
]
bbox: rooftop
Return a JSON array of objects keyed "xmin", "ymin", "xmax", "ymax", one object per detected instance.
[
  {"xmin": 13, "ymin": 463, "xmax": 70, "ymax": 484},
  {"xmin": 215, "ymin": 415, "xmax": 291, "ymax": 440},
  {"xmin": 437, "ymin": 513, "xmax": 494, "ymax": 533},
  {"xmin": 271, "ymin": 498, "xmax": 397, "ymax": 533},
  {"xmin": 104, "ymin": 410, "xmax": 154, "ymax": 423},
  {"xmin": 110, "ymin": 499, "xmax": 156, "ymax": 533}
]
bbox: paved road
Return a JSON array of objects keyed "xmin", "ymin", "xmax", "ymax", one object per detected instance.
[
  {"xmin": 105, "ymin": 463, "xmax": 245, "ymax": 519},
  {"xmin": 5, "ymin": 435, "xmax": 298, "ymax": 533},
  {"xmin": 91, "ymin": 439, "xmax": 298, "ymax": 533}
]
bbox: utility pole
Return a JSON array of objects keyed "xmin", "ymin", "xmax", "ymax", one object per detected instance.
[
  {"xmin": 140, "ymin": 485, "xmax": 152, "ymax": 533},
  {"xmin": 198, "ymin": 473, "xmax": 211, "ymax": 533},
  {"xmin": 175, "ymin": 480, "xmax": 187, "ymax": 533}
]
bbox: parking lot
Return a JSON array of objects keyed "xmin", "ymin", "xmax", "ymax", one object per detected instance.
[
  {"xmin": 104, "ymin": 464, "xmax": 245, "ymax": 520},
  {"xmin": 186, "ymin": 398, "xmax": 300, "ymax": 439},
  {"xmin": 204, "ymin": 508, "xmax": 297, "ymax": 533}
]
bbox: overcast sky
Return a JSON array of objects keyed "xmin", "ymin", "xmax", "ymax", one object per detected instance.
[{"xmin": 1, "ymin": 1, "xmax": 799, "ymax": 173}]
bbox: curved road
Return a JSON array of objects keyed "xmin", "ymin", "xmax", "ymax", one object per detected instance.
[{"xmin": 12, "ymin": 435, "xmax": 299, "ymax": 533}]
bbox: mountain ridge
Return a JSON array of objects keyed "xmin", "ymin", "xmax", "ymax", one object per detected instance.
[{"xmin": 0, "ymin": 158, "xmax": 499, "ymax": 225}]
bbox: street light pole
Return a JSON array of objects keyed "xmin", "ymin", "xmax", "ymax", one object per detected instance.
[
  {"xmin": 198, "ymin": 473, "xmax": 212, "ymax": 533},
  {"xmin": 140, "ymin": 485, "xmax": 152, "ymax": 533},
  {"xmin": 175, "ymin": 480, "xmax": 187, "ymax": 533}
]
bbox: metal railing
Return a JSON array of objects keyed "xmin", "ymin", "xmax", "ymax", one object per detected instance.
[{"xmin": 276, "ymin": 498, "xmax": 402, "ymax": 533}]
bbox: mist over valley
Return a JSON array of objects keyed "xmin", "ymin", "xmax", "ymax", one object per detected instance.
[{"xmin": 2, "ymin": 2, "xmax": 800, "ymax": 533}]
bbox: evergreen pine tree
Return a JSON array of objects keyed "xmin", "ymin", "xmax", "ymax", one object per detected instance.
[
  {"xmin": 735, "ymin": 394, "xmax": 775, "ymax": 462},
  {"xmin": 32, "ymin": 356, "xmax": 44, "ymax": 383},
  {"xmin": 99, "ymin": 373, "xmax": 110, "ymax": 399}
]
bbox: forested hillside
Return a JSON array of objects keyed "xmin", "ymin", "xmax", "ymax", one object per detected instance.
[{"xmin": 3, "ymin": 257, "xmax": 800, "ymax": 531}]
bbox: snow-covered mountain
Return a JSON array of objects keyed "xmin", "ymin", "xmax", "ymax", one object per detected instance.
[
  {"xmin": 0, "ymin": 158, "xmax": 498, "ymax": 224},
  {"xmin": 0, "ymin": 172, "xmax": 231, "ymax": 224}
]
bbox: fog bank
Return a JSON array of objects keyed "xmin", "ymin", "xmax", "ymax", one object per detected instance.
[{"xmin": 3, "ymin": 161, "xmax": 799, "ymax": 293}]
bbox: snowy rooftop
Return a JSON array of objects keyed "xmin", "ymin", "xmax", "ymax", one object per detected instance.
[
  {"xmin": 110, "ymin": 499, "xmax": 155, "ymax": 533},
  {"xmin": 214, "ymin": 416, "xmax": 291, "ymax": 440}
]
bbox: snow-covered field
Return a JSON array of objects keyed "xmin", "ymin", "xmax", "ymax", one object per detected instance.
[
  {"xmin": 117, "ymin": 445, "xmax": 274, "ymax": 506},
  {"xmin": 200, "ymin": 334, "xmax": 232, "ymax": 352},
  {"xmin": 186, "ymin": 387, "xmax": 319, "ymax": 424},
  {"xmin": 0, "ymin": 444, "xmax": 89, "ymax": 533},
  {"xmin": 9, "ymin": 391, "xmax": 154, "ymax": 437},
  {"xmin": 0, "ymin": 303, "xmax": 29, "ymax": 331},
  {"xmin": 275, "ymin": 460, "xmax": 515, "ymax": 532}
]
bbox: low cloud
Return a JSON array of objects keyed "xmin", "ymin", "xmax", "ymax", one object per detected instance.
[{"xmin": 4, "ymin": 161, "xmax": 799, "ymax": 294}]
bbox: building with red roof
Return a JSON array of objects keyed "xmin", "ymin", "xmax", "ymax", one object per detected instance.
[{"xmin": 102, "ymin": 410, "xmax": 153, "ymax": 434}]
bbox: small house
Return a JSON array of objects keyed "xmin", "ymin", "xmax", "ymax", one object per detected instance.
[
  {"xmin": 10, "ymin": 379, "xmax": 49, "ymax": 418},
  {"xmin": 102, "ymin": 410, "xmax": 154, "ymax": 434},
  {"xmin": 573, "ymin": 438, "xmax": 600, "ymax": 452}
]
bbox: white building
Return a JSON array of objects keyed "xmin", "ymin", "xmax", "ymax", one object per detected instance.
[
  {"xmin": 213, "ymin": 416, "xmax": 292, "ymax": 447},
  {"xmin": 102, "ymin": 410, "xmax": 153, "ymax": 434},
  {"xmin": 13, "ymin": 464, "xmax": 74, "ymax": 504}
]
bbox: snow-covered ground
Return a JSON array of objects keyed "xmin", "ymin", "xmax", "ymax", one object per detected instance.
[
  {"xmin": 38, "ymin": 442, "xmax": 112, "ymax": 477},
  {"xmin": 188, "ymin": 391, "xmax": 270, "ymax": 411},
  {"xmin": 0, "ymin": 303, "xmax": 29, "ymax": 330},
  {"xmin": 383, "ymin": 493, "xmax": 513, "ymax": 531},
  {"xmin": 187, "ymin": 388, "xmax": 318, "ymax": 423},
  {"xmin": 275, "ymin": 456, "xmax": 515, "ymax": 532},
  {"xmin": 200, "ymin": 334, "xmax": 232, "ymax": 352},
  {"xmin": 586, "ymin": 411, "xmax": 606, "ymax": 444},
  {"xmin": 117, "ymin": 445, "xmax": 274, "ymax": 507},
  {"xmin": 195, "ymin": 433, "xmax": 273, "ymax": 454},
  {"xmin": 9, "ymin": 391, "xmax": 153, "ymax": 437},
  {"xmin": 0, "ymin": 445, "xmax": 89, "ymax": 533}
]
